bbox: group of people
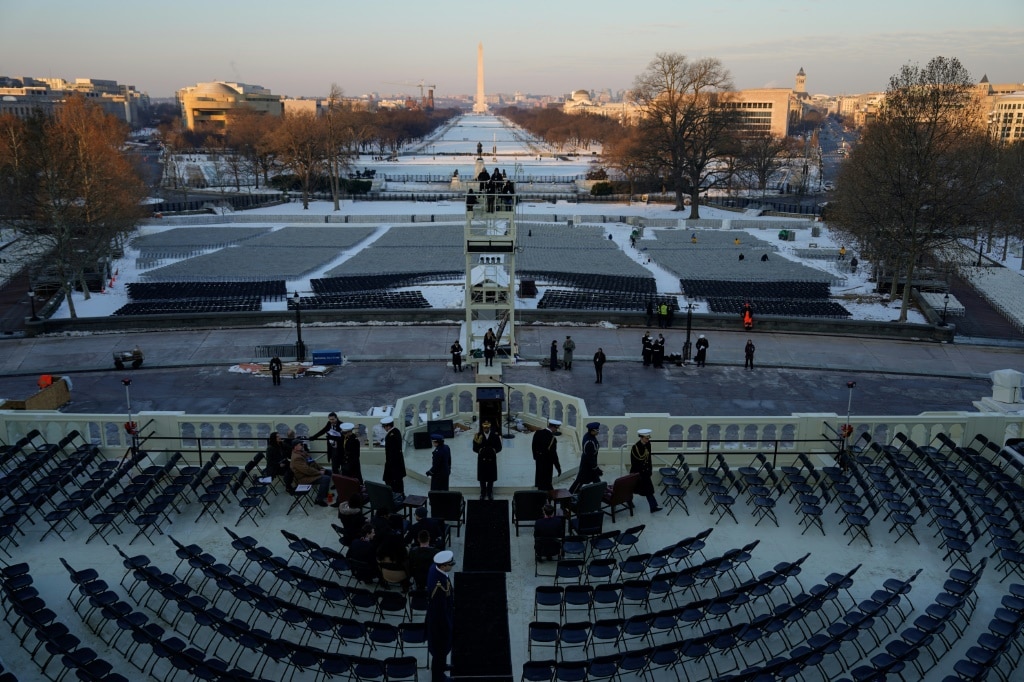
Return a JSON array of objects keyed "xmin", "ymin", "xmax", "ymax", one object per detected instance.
[
  {"xmin": 548, "ymin": 335, "xmax": 575, "ymax": 371},
  {"xmin": 465, "ymin": 166, "xmax": 515, "ymax": 212},
  {"xmin": 641, "ymin": 331, "xmax": 669, "ymax": 368},
  {"xmin": 645, "ymin": 300, "xmax": 675, "ymax": 328}
]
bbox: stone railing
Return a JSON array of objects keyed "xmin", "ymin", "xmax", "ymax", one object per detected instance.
[{"xmin": 3, "ymin": 383, "xmax": 1021, "ymax": 471}]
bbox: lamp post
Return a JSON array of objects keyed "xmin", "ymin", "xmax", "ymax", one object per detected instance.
[
  {"xmin": 941, "ymin": 293, "xmax": 950, "ymax": 327},
  {"xmin": 28, "ymin": 290, "xmax": 40, "ymax": 322},
  {"xmin": 682, "ymin": 302, "xmax": 695, "ymax": 364},
  {"xmin": 841, "ymin": 381, "xmax": 856, "ymax": 471},
  {"xmin": 292, "ymin": 291, "xmax": 306, "ymax": 362}
]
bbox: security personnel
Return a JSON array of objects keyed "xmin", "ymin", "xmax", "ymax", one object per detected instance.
[
  {"xmin": 381, "ymin": 416, "xmax": 406, "ymax": 495},
  {"xmin": 630, "ymin": 429, "xmax": 662, "ymax": 513},
  {"xmin": 532, "ymin": 419, "xmax": 562, "ymax": 491},
  {"xmin": 472, "ymin": 419, "xmax": 502, "ymax": 500},
  {"xmin": 570, "ymin": 422, "xmax": 603, "ymax": 493}
]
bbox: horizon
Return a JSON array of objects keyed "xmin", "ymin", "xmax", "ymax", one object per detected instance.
[{"xmin": 1, "ymin": 0, "xmax": 1022, "ymax": 100}]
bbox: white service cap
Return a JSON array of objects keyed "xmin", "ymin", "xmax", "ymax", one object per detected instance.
[
  {"xmin": 380, "ymin": 417, "xmax": 394, "ymax": 425},
  {"xmin": 340, "ymin": 422, "xmax": 355, "ymax": 430},
  {"xmin": 638, "ymin": 429, "xmax": 653, "ymax": 436}
]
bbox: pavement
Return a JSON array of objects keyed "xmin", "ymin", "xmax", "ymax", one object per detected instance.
[{"xmin": 1, "ymin": 322, "xmax": 1021, "ymax": 418}]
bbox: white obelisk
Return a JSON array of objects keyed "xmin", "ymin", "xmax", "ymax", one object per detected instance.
[{"xmin": 473, "ymin": 42, "xmax": 488, "ymax": 113}]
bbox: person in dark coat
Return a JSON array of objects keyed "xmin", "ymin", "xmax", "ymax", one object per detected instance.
[
  {"xmin": 269, "ymin": 356, "xmax": 283, "ymax": 385},
  {"xmin": 653, "ymin": 334, "xmax": 665, "ymax": 368},
  {"xmin": 646, "ymin": 300, "xmax": 654, "ymax": 326},
  {"xmin": 346, "ymin": 523, "xmax": 379, "ymax": 583},
  {"xmin": 570, "ymin": 422, "xmax": 603, "ymax": 493},
  {"xmin": 311, "ymin": 412, "xmax": 344, "ymax": 473},
  {"xmin": 483, "ymin": 328, "xmax": 497, "ymax": 367},
  {"xmin": 381, "ymin": 416, "xmax": 406, "ymax": 495},
  {"xmin": 630, "ymin": 429, "xmax": 662, "ymax": 513},
  {"xmin": 426, "ymin": 550, "xmax": 456, "ymax": 682},
  {"xmin": 427, "ymin": 434, "xmax": 451, "ymax": 491},
  {"xmin": 532, "ymin": 419, "xmax": 562, "ymax": 491},
  {"xmin": 744, "ymin": 339, "xmax": 756, "ymax": 370},
  {"xmin": 405, "ymin": 505, "xmax": 447, "ymax": 550},
  {"xmin": 337, "ymin": 493, "xmax": 368, "ymax": 546},
  {"xmin": 340, "ymin": 422, "xmax": 362, "ymax": 482},
  {"xmin": 642, "ymin": 332, "xmax": 653, "ymax": 367},
  {"xmin": 533, "ymin": 505, "xmax": 565, "ymax": 561},
  {"xmin": 549, "ymin": 340, "xmax": 558, "ymax": 371},
  {"xmin": 262, "ymin": 432, "xmax": 287, "ymax": 478},
  {"xmin": 695, "ymin": 334, "xmax": 709, "ymax": 367},
  {"xmin": 593, "ymin": 347, "xmax": 606, "ymax": 384},
  {"xmin": 450, "ymin": 340, "xmax": 463, "ymax": 372},
  {"xmin": 472, "ymin": 420, "xmax": 502, "ymax": 500},
  {"xmin": 408, "ymin": 531, "xmax": 436, "ymax": 591}
]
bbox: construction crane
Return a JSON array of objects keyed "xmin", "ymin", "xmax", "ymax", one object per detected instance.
[{"xmin": 382, "ymin": 80, "xmax": 436, "ymax": 110}]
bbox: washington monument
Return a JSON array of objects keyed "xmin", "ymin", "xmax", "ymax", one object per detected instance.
[{"xmin": 473, "ymin": 42, "xmax": 488, "ymax": 113}]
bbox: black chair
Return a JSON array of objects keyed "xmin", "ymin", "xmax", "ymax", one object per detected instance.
[
  {"xmin": 428, "ymin": 491, "xmax": 466, "ymax": 537},
  {"xmin": 512, "ymin": 490, "xmax": 549, "ymax": 536}
]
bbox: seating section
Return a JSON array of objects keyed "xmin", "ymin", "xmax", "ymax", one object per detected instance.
[
  {"xmin": 706, "ymin": 296, "xmax": 852, "ymax": 318},
  {"xmin": 126, "ymin": 281, "xmax": 287, "ymax": 301},
  {"xmin": 113, "ymin": 297, "xmax": 264, "ymax": 316},
  {"xmin": 292, "ymin": 291, "xmax": 431, "ymax": 310},
  {"xmin": 682, "ymin": 278, "xmax": 831, "ymax": 301},
  {"xmin": 312, "ymin": 273, "xmax": 461, "ymax": 295}
]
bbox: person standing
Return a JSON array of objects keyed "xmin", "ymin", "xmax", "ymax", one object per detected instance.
[
  {"xmin": 311, "ymin": 412, "xmax": 344, "ymax": 474},
  {"xmin": 262, "ymin": 432, "xmax": 287, "ymax": 478},
  {"xmin": 426, "ymin": 550, "xmax": 456, "ymax": 682},
  {"xmin": 450, "ymin": 340, "xmax": 463, "ymax": 372},
  {"xmin": 630, "ymin": 429, "xmax": 662, "ymax": 513},
  {"xmin": 653, "ymin": 334, "xmax": 666, "ymax": 368},
  {"xmin": 483, "ymin": 328, "xmax": 497, "ymax": 367},
  {"xmin": 472, "ymin": 419, "xmax": 502, "ymax": 500},
  {"xmin": 658, "ymin": 301, "xmax": 669, "ymax": 329},
  {"xmin": 381, "ymin": 416, "xmax": 406, "ymax": 495},
  {"xmin": 269, "ymin": 356, "xmax": 283, "ymax": 385},
  {"xmin": 695, "ymin": 334, "xmax": 709, "ymax": 367},
  {"xmin": 642, "ymin": 332, "xmax": 653, "ymax": 367},
  {"xmin": 427, "ymin": 434, "xmax": 451, "ymax": 491},
  {"xmin": 562, "ymin": 335, "xmax": 576, "ymax": 370},
  {"xmin": 341, "ymin": 422, "xmax": 362, "ymax": 482},
  {"xmin": 593, "ymin": 347, "xmax": 606, "ymax": 384},
  {"xmin": 549, "ymin": 340, "xmax": 558, "ymax": 371},
  {"xmin": 646, "ymin": 300, "xmax": 654, "ymax": 327},
  {"xmin": 744, "ymin": 339, "xmax": 756, "ymax": 370},
  {"xmin": 742, "ymin": 303, "xmax": 754, "ymax": 331},
  {"xmin": 570, "ymin": 422, "xmax": 603, "ymax": 493},
  {"xmin": 532, "ymin": 419, "xmax": 562, "ymax": 491}
]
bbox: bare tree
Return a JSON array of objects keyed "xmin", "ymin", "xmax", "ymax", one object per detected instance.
[
  {"xmin": 631, "ymin": 53, "xmax": 737, "ymax": 217},
  {"xmin": 741, "ymin": 133, "xmax": 796, "ymax": 197},
  {"xmin": 270, "ymin": 111, "xmax": 325, "ymax": 209},
  {"xmin": 0, "ymin": 95, "xmax": 147, "ymax": 317},
  {"xmin": 323, "ymin": 84, "xmax": 357, "ymax": 211},
  {"xmin": 831, "ymin": 56, "xmax": 997, "ymax": 321}
]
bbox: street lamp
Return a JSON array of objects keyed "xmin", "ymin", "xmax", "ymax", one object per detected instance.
[
  {"xmin": 28, "ymin": 290, "xmax": 40, "ymax": 322},
  {"xmin": 682, "ymin": 302, "xmax": 695, "ymax": 364},
  {"xmin": 292, "ymin": 291, "xmax": 306, "ymax": 362},
  {"xmin": 941, "ymin": 293, "xmax": 950, "ymax": 327},
  {"xmin": 841, "ymin": 381, "xmax": 856, "ymax": 471}
]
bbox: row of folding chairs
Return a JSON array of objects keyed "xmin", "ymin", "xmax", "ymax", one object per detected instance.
[{"xmin": 2, "ymin": 560, "xmax": 130, "ymax": 682}]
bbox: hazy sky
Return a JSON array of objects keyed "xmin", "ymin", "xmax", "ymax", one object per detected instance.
[{"xmin": 2, "ymin": 0, "xmax": 1021, "ymax": 99}]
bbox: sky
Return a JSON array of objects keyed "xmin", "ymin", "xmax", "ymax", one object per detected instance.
[{"xmin": 2, "ymin": 0, "xmax": 1022, "ymax": 99}]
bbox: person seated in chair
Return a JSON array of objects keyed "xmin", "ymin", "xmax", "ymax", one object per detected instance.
[
  {"xmin": 533, "ymin": 504, "xmax": 565, "ymax": 562},
  {"xmin": 346, "ymin": 523, "xmax": 379, "ymax": 583},
  {"xmin": 289, "ymin": 440, "xmax": 332, "ymax": 506},
  {"xmin": 337, "ymin": 493, "xmax": 368, "ymax": 546},
  {"xmin": 405, "ymin": 505, "xmax": 447, "ymax": 549},
  {"xmin": 407, "ymin": 530, "xmax": 436, "ymax": 591},
  {"xmin": 377, "ymin": 524, "xmax": 411, "ymax": 591}
]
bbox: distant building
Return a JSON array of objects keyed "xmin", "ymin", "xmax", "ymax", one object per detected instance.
[
  {"xmin": 177, "ymin": 81, "xmax": 283, "ymax": 131},
  {"xmin": 0, "ymin": 76, "xmax": 148, "ymax": 126},
  {"xmin": 976, "ymin": 76, "xmax": 1024, "ymax": 143}
]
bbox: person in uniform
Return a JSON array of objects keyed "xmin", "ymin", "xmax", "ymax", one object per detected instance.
[
  {"xmin": 426, "ymin": 550, "xmax": 456, "ymax": 682},
  {"xmin": 381, "ymin": 416, "xmax": 406, "ymax": 495},
  {"xmin": 653, "ymin": 334, "xmax": 666, "ymax": 368},
  {"xmin": 340, "ymin": 422, "xmax": 362, "ymax": 482},
  {"xmin": 532, "ymin": 419, "xmax": 562, "ymax": 491},
  {"xmin": 695, "ymin": 334, "xmax": 709, "ymax": 367},
  {"xmin": 642, "ymin": 332, "xmax": 653, "ymax": 367},
  {"xmin": 450, "ymin": 340, "xmax": 463, "ymax": 372},
  {"xmin": 549, "ymin": 340, "xmax": 558, "ymax": 371},
  {"xmin": 269, "ymin": 356, "xmax": 283, "ymax": 385},
  {"xmin": 427, "ymin": 434, "xmax": 452, "ymax": 491},
  {"xmin": 570, "ymin": 422, "xmax": 603, "ymax": 493},
  {"xmin": 472, "ymin": 419, "xmax": 502, "ymax": 500},
  {"xmin": 630, "ymin": 428, "xmax": 662, "ymax": 513}
]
